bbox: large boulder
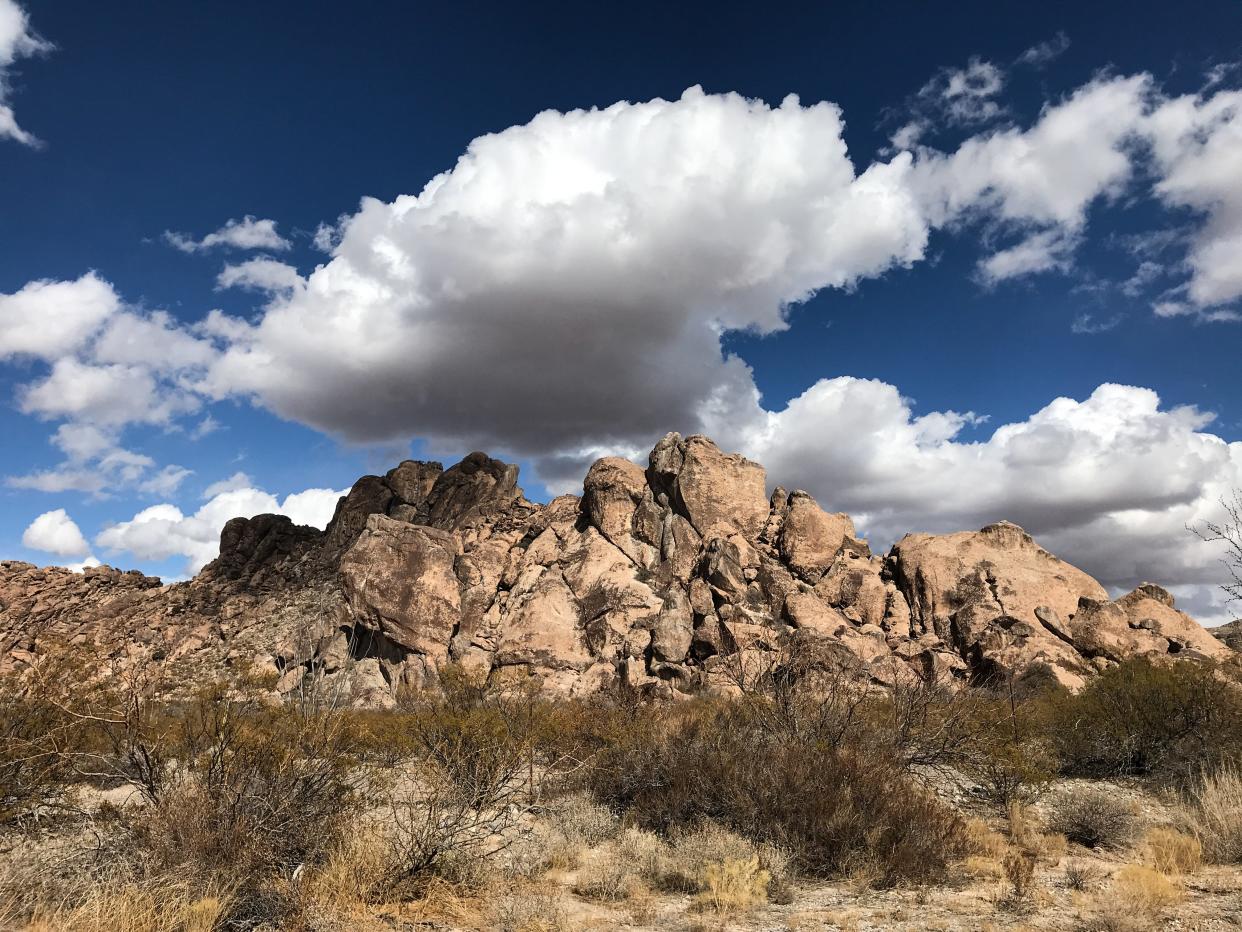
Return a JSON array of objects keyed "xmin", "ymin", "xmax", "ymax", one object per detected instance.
[
  {"xmin": 887, "ymin": 521, "xmax": 1109, "ymax": 688},
  {"xmin": 339, "ymin": 514, "xmax": 461, "ymax": 659},
  {"xmin": 648, "ymin": 433, "xmax": 769, "ymax": 539},
  {"xmin": 778, "ymin": 491, "xmax": 855, "ymax": 581},
  {"xmin": 582, "ymin": 456, "xmax": 660, "ymax": 567},
  {"xmin": 422, "ymin": 452, "xmax": 523, "ymax": 531},
  {"xmin": 1072, "ymin": 583, "xmax": 1228, "ymax": 662}
]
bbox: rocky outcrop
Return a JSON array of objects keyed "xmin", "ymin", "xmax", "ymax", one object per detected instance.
[
  {"xmin": 1215, "ymin": 619, "xmax": 1242, "ymax": 651},
  {"xmin": 0, "ymin": 433, "xmax": 1228, "ymax": 702}
]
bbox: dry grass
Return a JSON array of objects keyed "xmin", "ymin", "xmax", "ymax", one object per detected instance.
[
  {"xmin": 296, "ymin": 821, "xmax": 393, "ymax": 913},
  {"xmin": 16, "ymin": 883, "xmax": 229, "ymax": 932},
  {"xmin": 1007, "ymin": 801, "xmax": 1067, "ymax": 862},
  {"xmin": 1185, "ymin": 765, "xmax": 1242, "ymax": 863},
  {"xmin": 1082, "ymin": 865, "xmax": 1185, "ymax": 931},
  {"xmin": 1138, "ymin": 826, "xmax": 1201, "ymax": 875},
  {"xmin": 692, "ymin": 856, "xmax": 771, "ymax": 913},
  {"xmin": 964, "ymin": 817, "xmax": 1009, "ymax": 860}
]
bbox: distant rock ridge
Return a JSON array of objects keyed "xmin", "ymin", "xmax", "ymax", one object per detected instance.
[{"xmin": 0, "ymin": 433, "xmax": 1229, "ymax": 703}]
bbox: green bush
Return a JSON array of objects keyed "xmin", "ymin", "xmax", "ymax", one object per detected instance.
[
  {"xmin": 1042, "ymin": 657, "xmax": 1242, "ymax": 781},
  {"xmin": 581, "ymin": 697, "xmax": 969, "ymax": 887}
]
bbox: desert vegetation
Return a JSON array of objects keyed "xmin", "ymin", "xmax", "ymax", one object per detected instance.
[{"xmin": 1, "ymin": 649, "xmax": 1242, "ymax": 930}]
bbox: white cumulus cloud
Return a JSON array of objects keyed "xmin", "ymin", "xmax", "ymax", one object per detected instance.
[
  {"xmin": 22, "ymin": 508, "xmax": 90, "ymax": 556},
  {"xmin": 0, "ymin": 273, "xmax": 121, "ymax": 361},
  {"xmin": 207, "ymin": 87, "xmax": 931, "ymax": 458}
]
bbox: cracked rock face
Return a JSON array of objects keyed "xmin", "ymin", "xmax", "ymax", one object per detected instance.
[{"xmin": 0, "ymin": 435, "xmax": 1228, "ymax": 703}]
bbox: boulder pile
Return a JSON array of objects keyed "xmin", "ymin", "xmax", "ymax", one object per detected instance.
[{"xmin": 0, "ymin": 434, "xmax": 1228, "ymax": 702}]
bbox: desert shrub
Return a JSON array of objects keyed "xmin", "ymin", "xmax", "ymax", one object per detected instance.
[
  {"xmin": 1064, "ymin": 860, "xmax": 1104, "ymax": 891},
  {"xmin": 581, "ymin": 697, "xmax": 969, "ymax": 887},
  {"xmin": 1139, "ymin": 826, "xmax": 1201, "ymax": 875},
  {"xmin": 544, "ymin": 791, "xmax": 618, "ymax": 847},
  {"xmin": 660, "ymin": 822, "xmax": 757, "ymax": 892},
  {"xmin": 1001, "ymin": 849, "xmax": 1036, "ymax": 902},
  {"xmin": 0, "ymin": 658, "xmax": 83, "ymax": 823},
  {"xmin": 1043, "ymin": 657, "xmax": 1242, "ymax": 781},
  {"xmin": 951, "ymin": 687, "xmax": 1057, "ymax": 804},
  {"xmin": 492, "ymin": 890, "xmax": 571, "ymax": 932},
  {"xmin": 1183, "ymin": 765, "xmax": 1242, "ymax": 863},
  {"xmin": 573, "ymin": 853, "xmax": 645, "ymax": 902},
  {"xmin": 126, "ymin": 686, "xmax": 369, "ymax": 921},
  {"xmin": 1045, "ymin": 787, "xmax": 1136, "ymax": 849}
]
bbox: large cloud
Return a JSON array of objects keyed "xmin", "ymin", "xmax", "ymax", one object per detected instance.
[{"xmin": 207, "ymin": 87, "xmax": 930, "ymax": 458}]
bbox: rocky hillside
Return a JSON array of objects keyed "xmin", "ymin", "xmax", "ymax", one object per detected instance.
[{"xmin": 0, "ymin": 434, "xmax": 1228, "ymax": 703}]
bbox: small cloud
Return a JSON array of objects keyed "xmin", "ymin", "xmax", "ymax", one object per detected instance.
[
  {"xmin": 1016, "ymin": 33, "xmax": 1071, "ymax": 69},
  {"xmin": 1204, "ymin": 61, "xmax": 1241, "ymax": 91},
  {"xmin": 0, "ymin": 0, "xmax": 53, "ymax": 148},
  {"xmin": 312, "ymin": 221, "xmax": 341, "ymax": 253},
  {"xmin": 163, "ymin": 216, "xmax": 291, "ymax": 254},
  {"xmin": 976, "ymin": 229, "xmax": 1077, "ymax": 285},
  {"xmin": 22, "ymin": 508, "xmax": 90, "ymax": 557},
  {"xmin": 190, "ymin": 415, "xmax": 222, "ymax": 440},
  {"xmin": 1152, "ymin": 300, "xmax": 1241, "ymax": 323},
  {"xmin": 216, "ymin": 257, "xmax": 302, "ymax": 293},
  {"xmin": 917, "ymin": 57, "xmax": 1007, "ymax": 127},
  {"xmin": 1071, "ymin": 312, "xmax": 1123, "ymax": 334},
  {"xmin": 1121, "ymin": 260, "xmax": 1165, "ymax": 297},
  {"xmin": 138, "ymin": 464, "xmax": 193, "ymax": 497}
]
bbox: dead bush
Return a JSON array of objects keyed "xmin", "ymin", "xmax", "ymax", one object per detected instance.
[{"xmin": 1045, "ymin": 787, "xmax": 1136, "ymax": 849}]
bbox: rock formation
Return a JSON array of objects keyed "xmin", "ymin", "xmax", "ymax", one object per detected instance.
[{"xmin": 0, "ymin": 434, "xmax": 1228, "ymax": 703}]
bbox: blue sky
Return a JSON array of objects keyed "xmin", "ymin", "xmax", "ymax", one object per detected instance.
[{"xmin": 1, "ymin": 1, "xmax": 1240, "ymax": 619}]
